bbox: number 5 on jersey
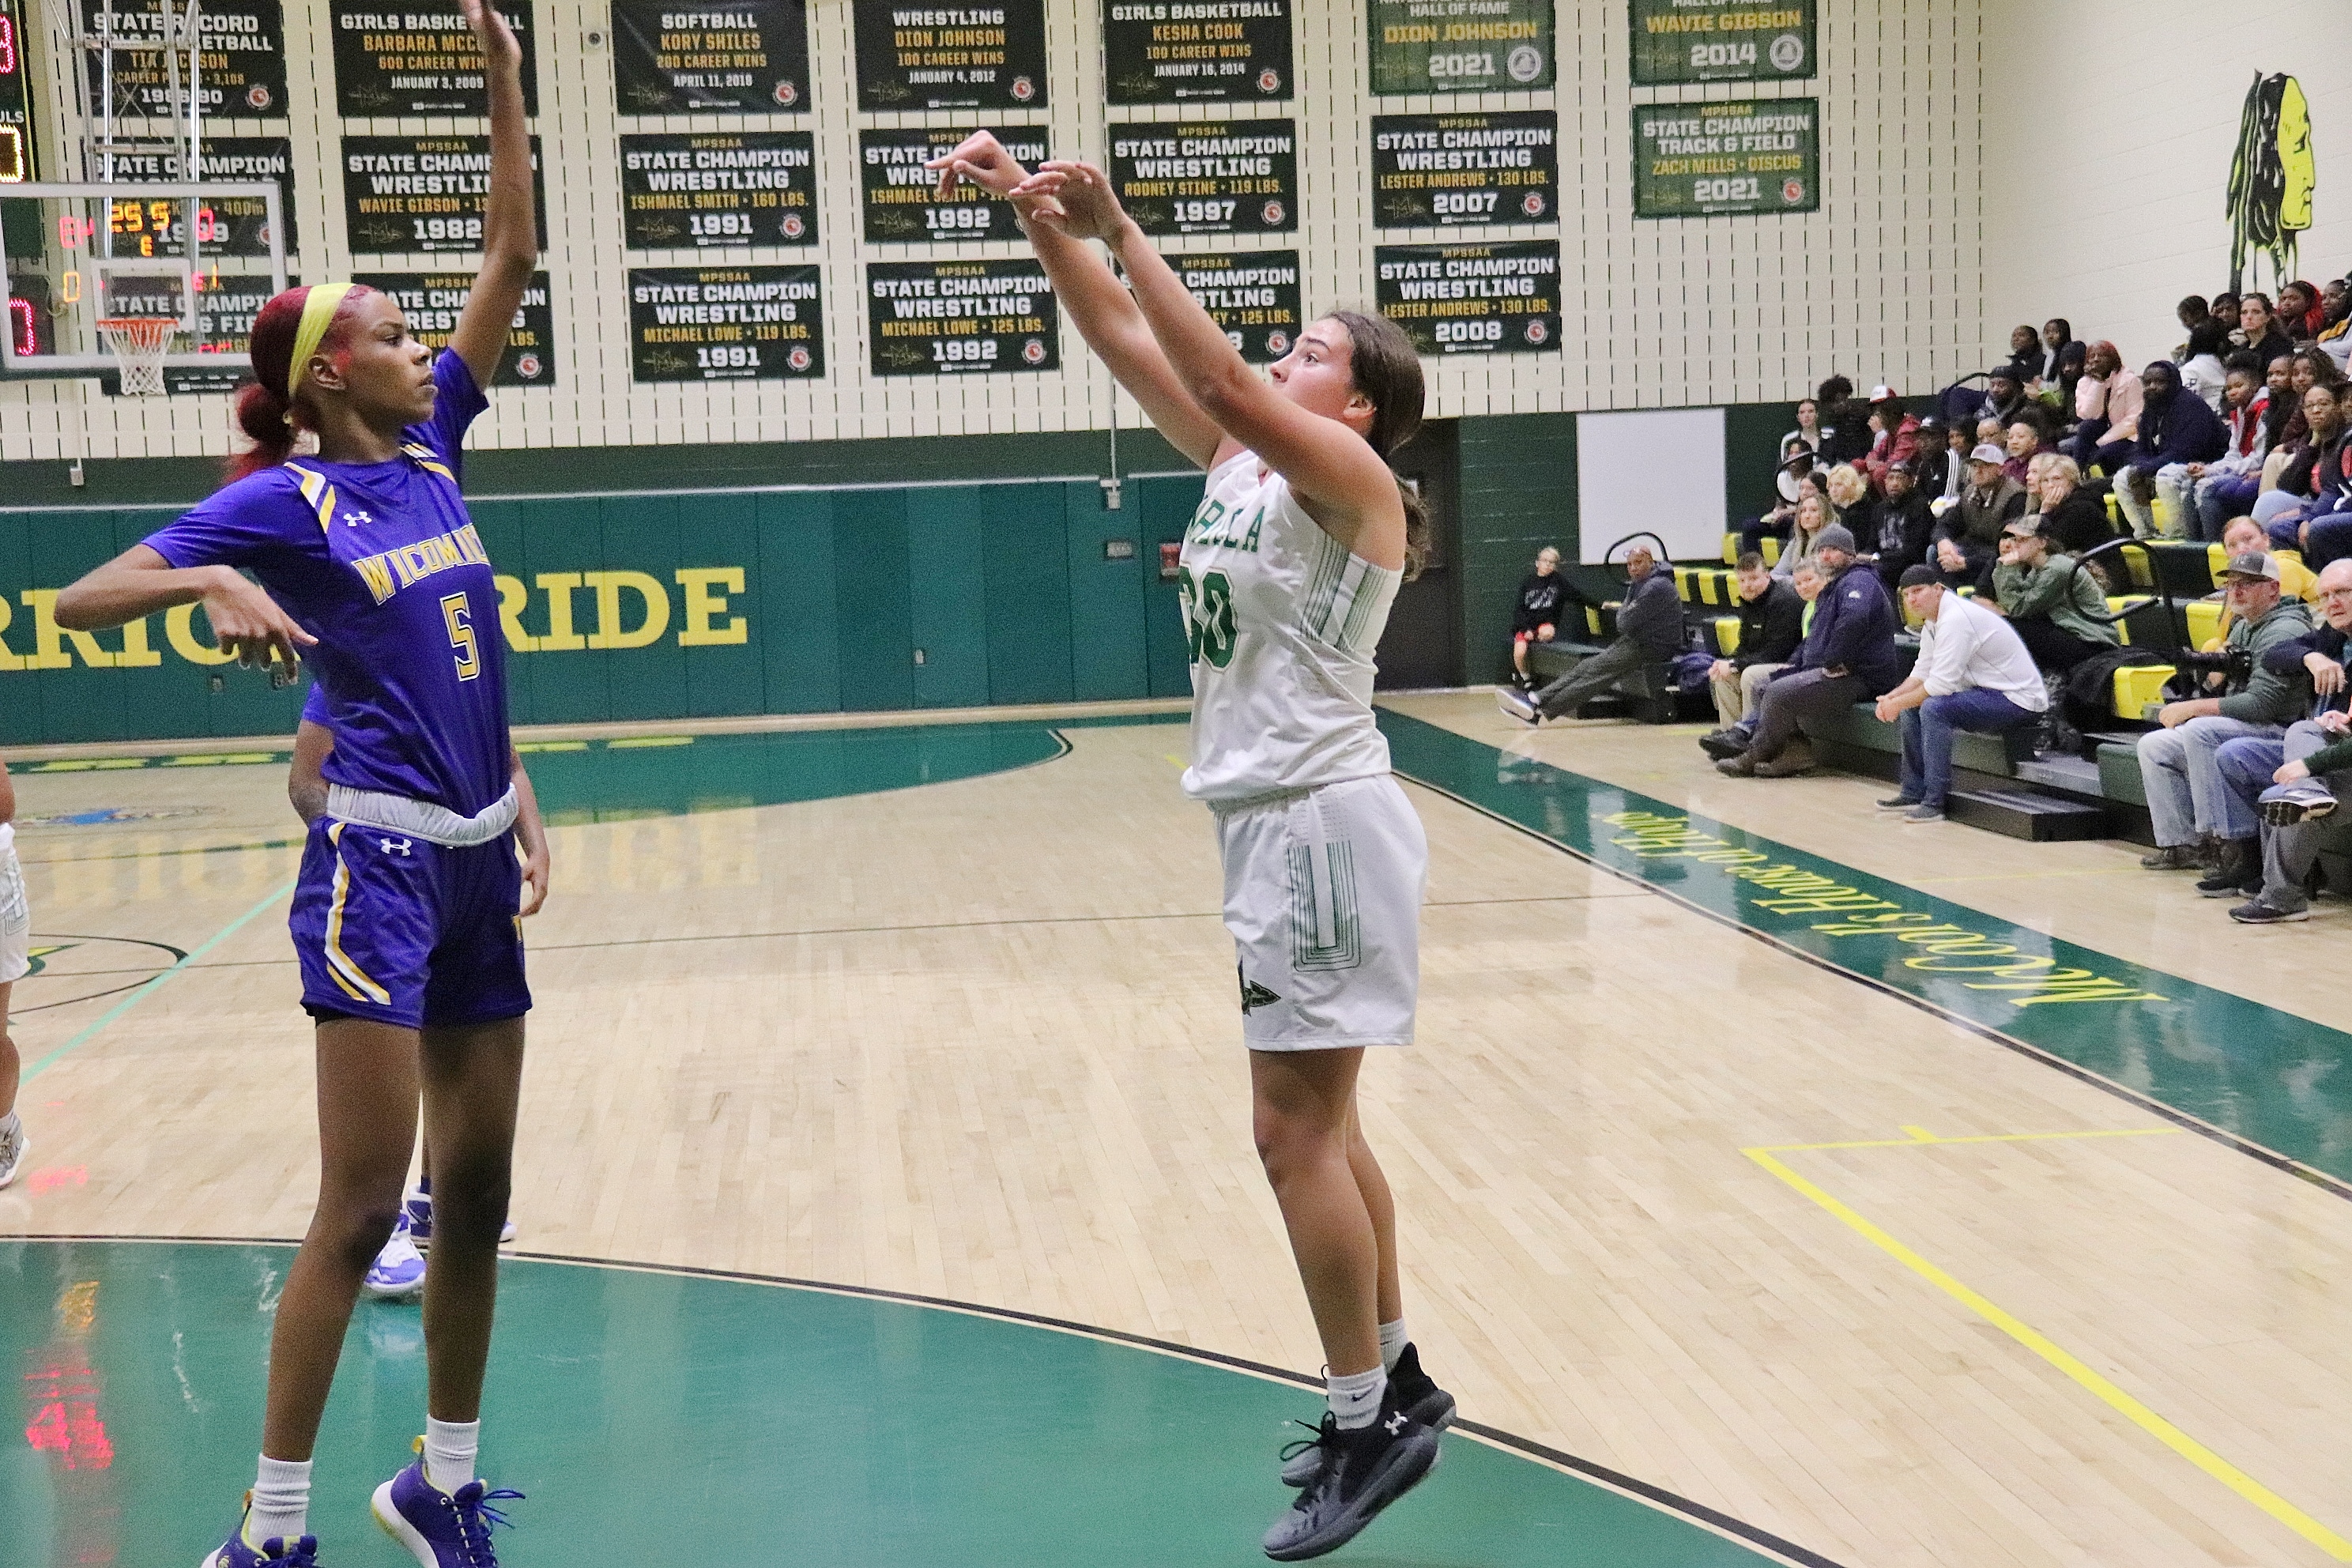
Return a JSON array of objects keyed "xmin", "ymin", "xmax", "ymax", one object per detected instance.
[
  {"xmin": 1177, "ymin": 567, "xmax": 1236, "ymax": 669},
  {"xmin": 443, "ymin": 591, "xmax": 481, "ymax": 680}
]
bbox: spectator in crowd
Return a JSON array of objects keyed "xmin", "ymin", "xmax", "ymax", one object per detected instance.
[
  {"xmin": 1740, "ymin": 448, "xmax": 1818, "ymax": 557},
  {"xmin": 2002, "ymin": 418, "xmax": 2045, "ymax": 484},
  {"xmin": 2189, "ymin": 358, "xmax": 2275, "ymax": 540},
  {"xmin": 1817, "ymin": 376, "xmax": 1874, "ymax": 466},
  {"xmin": 2237, "ymin": 292, "xmax": 2294, "ymax": 368},
  {"xmin": 1870, "ymin": 458, "xmax": 1937, "ymax": 589},
  {"xmin": 1705, "ymin": 552, "xmax": 1807, "ymax": 735},
  {"xmin": 2135, "ymin": 551, "xmax": 2315, "ymax": 880},
  {"xmin": 1873, "ymin": 565, "xmax": 2050, "ymax": 822},
  {"xmin": 1932, "ymin": 442, "xmax": 2028, "ymax": 585},
  {"xmin": 2020, "ymin": 452, "xmax": 2114, "ymax": 556},
  {"xmin": 1824, "ymin": 462, "xmax": 1872, "ymax": 537},
  {"xmin": 2208, "ymin": 518, "xmax": 2318, "ymax": 639},
  {"xmin": 1498, "ymin": 544, "xmax": 1683, "ymax": 725},
  {"xmin": 1912, "ymin": 416, "xmax": 1954, "ymax": 501},
  {"xmin": 2005, "ymin": 325, "xmax": 2048, "ymax": 384},
  {"xmin": 2214, "ymin": 292, "xmax": 2243, "ymax": 334},
  {"xmin": 2317, "ymin": 277, "xmax": 2350, "ymax": 370},
  {"xmin": 1716, "ymin": 526, "xmax": 1903, "ymax": 778},
  {"xmin": 2221, "ymin": 559, "xmax": 2352, "ymax": 922},
  {"xmin": 2278, "ymin": 280, "xmax": 2326, "ymax": 345},
  {"xmin": 2115, "ymin": 360, "xmax": 2227, "ymax": 538},
  {"xmin": 2256, "ymin": 352, "xmax": 2312, "ymax": 488},
  {"xmin": 1982, "ymin": 366, "xmax": 2030, "ymax": 429},
  {"xmin": 1973, "ymin": 416, "xmax": 2007, "ymax": 455},
  {"xmin": 1988, "ymin": 515, "xmax": 2120, "ymax": 674},
  {"xmin": 2256, "ymin": 379, "xmax": 2351, "ymax": 553},
  {"xmin": 1859, "ymin": 387, "xmax": 1920, "ymax": 493},
  {"xmin": 1506, "ymin": 545, "xmax": 1586, "ymax": 692},
  {"xmin": 2180, "ymin": 318, "xmax": 2232, "ymax": 411},
  {"xmin": 2041, "ymin": 318, "xmax": 2079, "ymax": 392},
  {"xmin": 2064, "ymin": 341, "xmax": 2141, "ymax": 469},
  {"xmin": 2177, "ymin": 294, "xmax": 2212, "ymax": 348},
  {"xmin": 1780, "ymin": 398, "xmax": 1822, "ymax": 463},
  {"xmin": 1774, "ymin": 491, "xmax": 1833, "ymax": 581},
  {"xmin": 1930, "ymin": 420, "xmax": 1971, "ymax": 511}
]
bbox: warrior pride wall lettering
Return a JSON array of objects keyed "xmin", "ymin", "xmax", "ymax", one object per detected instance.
[
  {"xmin": 859, "ymin": 126, "xmax": 1047, "ymax": 243},
  {"xmin": 0, "ymin": 567, "xmax": 754, "ymax": 669},
  {"xmin": 620, "ymin": 132, "xmax": 816, "ymax": 248},
  {"xmin": 352, "ymin": 270, "xmax": 556, "ymax": 385},
  {"xmin": 866, "ymin": 258, "xmax": 1056, "ymax": 375},
  {"xmin": 81, "ymin": 138, "xmax": 298, "ymax": 257},
  {"xmin": 1177, "ymin": 249, "xmax": 1298, "ymax": 363},
  {"xmin": 77, "ymin": 0, "xmax": 287, "ymax": 117},
  {"xmin": 1366, "ymin": 0, "xmax": 1550, "ymax": 96},
  {"xmin": 627, "ymin": 265, "xmax": 823, "ymax": 381},
  {"xmin": 611, "ymin": 0, "xmax": 809, "ymax": 113},
  {"xmin": 341, "ymin": 136, "xmax": 548, "ymax": 255},
  {"xmin": 1109, "ymin": 119, "xmax": 1295, "ymax": 235},
  {"xmin": 1628, "ymin": 0, "xmax": 1814, "ymax": 86},
  {"xmin": 1102, "ymin": 0, "xmax": 1290, "ymax": 104},
  {"xmin": 1633, "ymin": 97, "xmax": 1818, "ymax": 217},
  {"xmin": 852, "ymin": 0, "xmax": 1048, "ymax": 111},
  {"xmin": 1370, "ymin": 111, "xmax": 1555, "ymax": 228},
  {"xmin": 330, "ymin": 0, "xmax": 538, "ymax": 116},
  {"xmin": 1374, "ymin": 239, "xmax": 1558, "ymax": 354}
]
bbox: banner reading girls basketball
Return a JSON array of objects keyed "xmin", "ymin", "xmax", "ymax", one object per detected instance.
[
  {"xmin": 852, "ymin": 0, "xmax": 1047, "ymax": 110},
  {"xmin": 1109, "ymin": 119, "xmax": 1295, "ymax": 236},
  {"xmin": 1177, "ymin": 250, "xmax": 1298, "ymax": 364},
  {"xmin": 352, "ymin": 270, "xmax": 557, "ymax": 386},
  {"xmin": 329, "ymin": 0, "xmax": 537, "ymax": 116},
  {"xmin": 77, "ymin": 0, "xmax": 287, "ymax": 118},
  {"xmin": 1631, "ymin": 98, "xmax": 1817, "ymax": 217},
  {"xmin": 1628, "ymin": 0, "xmax": 1814, "ymax": 85},
  {"xmin": 610, "ymin": 0, "xmax": 809, "ymax": 114},
  {"xmin": 866, "ymin": 258, "xmax": 1056, "ymax": 375},
  {"xmin": 1373, "ymin": 239, "xmax": 1558, "ymax": 355},
  {"xmin": 1366, "ymin": 0, "xmax": 1550, "ymax": 96},
  {"xmin": 1102, "ymin": 0, "xmax": 1291, "ymax": 104}
]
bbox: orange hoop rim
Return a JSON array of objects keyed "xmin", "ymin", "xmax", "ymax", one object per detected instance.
[{"xmin": 96, "ymin": 316, "xmax": 183, "ymax": 345}]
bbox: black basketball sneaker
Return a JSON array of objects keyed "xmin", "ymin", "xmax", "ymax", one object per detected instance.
[
  {"xmin": 1279, "ymin": 1344, "xmax": 1456, "ymax": 1487},
  {"xmin": 1261, "ymin": 1380, "xmax": 1442, "ymax": 1561}
]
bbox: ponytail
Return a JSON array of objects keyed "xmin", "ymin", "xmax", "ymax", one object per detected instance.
[
  {"xmin": 1325, "ymin": 308, "xmax": 1431, "ymax": 581},
  {"xmin": 223, "ymin": 283, "xmax": 368, "ymax": 484}
]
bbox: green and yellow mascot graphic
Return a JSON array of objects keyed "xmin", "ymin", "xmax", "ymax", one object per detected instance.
[{"xmin": 2226, "ymin": 73, "xmax": 2315, "ymax": 293}]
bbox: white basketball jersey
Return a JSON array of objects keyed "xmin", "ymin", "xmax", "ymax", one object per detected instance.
[{"xmin": 1178, "ymin": 449, "xmax": 1403, "ymax": 802}]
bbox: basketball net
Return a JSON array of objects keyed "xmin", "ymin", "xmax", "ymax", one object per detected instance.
[{"xmin": 97, "ymin": 317, "xmax": 181, "ymax": 397}]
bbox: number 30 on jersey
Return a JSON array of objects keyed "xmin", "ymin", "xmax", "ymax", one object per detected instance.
[{"xmin": 1176, "ymin": 567, "xmax": 1236, "ymax": 669}]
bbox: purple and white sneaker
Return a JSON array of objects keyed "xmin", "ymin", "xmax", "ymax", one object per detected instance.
[
  {"xmin": 371, "ymin": 1442, "xmax": 525, "ymax": 1566},
  {"xmin": 198, "ymin": 1506, "xmax": 318, "ymax": 1567}
]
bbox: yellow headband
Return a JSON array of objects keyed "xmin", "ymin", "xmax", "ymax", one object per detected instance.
[{"xmin": 285, "ymin": 282, "xmax": 357, "ymax": 402}]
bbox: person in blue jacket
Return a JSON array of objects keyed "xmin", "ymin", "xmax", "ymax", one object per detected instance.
[
  {"xmin": 1717, "ymin": 524, "xmax": 1905, "ymax": 777},
  {"xmin": 2118, "ymin": 359, "xmax": 2229, "ymax": 539}
]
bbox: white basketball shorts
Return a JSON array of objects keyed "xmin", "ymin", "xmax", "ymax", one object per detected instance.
[
  {"xmin": 1212, "ymin": 773, "xmax": 1427, "ymax": 1050},
  {"xmin": 0, "ymin": 836, "xmax": 28, "ymax": 986}
]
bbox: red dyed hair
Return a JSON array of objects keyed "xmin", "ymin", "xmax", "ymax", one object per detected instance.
[{"xmin": 226, "ymin": 284, "xmax": 370, "ymax": 483}]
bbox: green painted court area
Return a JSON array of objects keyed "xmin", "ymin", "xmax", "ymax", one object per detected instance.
[{"xmin": 0, "ymin": 1239, "xmax": 1785, "ymax": 1566}]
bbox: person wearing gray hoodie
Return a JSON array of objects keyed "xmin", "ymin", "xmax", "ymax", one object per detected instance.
[{"xmin": 1500, "ymin": 544, "xmax": 1687, "ymax": 723}]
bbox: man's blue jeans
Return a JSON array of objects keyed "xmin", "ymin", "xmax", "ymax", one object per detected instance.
[{"xmin": 1898, "ymin": 689, "xmax": 2042, "ymax": 808}]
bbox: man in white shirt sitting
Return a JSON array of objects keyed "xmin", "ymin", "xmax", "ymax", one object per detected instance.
[{"xmin": 1873, "ymin": 564, "xmax": 2051, "ymax": 822}]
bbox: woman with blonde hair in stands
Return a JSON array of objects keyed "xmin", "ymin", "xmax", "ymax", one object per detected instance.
[
  {"xmin": 1823, "ymin": 462, "xmax": 1871, "ymax": 537},
  {"xmin": 1773, "ymin": 492, "xmax": 1833, "ymax": 582}
]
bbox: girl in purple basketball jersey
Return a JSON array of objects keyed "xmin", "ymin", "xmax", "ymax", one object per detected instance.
[{"xmin": 57, "ymin": 1, "xmax": 538, "ymax": 1560}]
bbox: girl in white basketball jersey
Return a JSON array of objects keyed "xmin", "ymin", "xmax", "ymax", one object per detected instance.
[{"xmin": 930, "ymin": 135, "xmax": 1453, "ymax": 1562}]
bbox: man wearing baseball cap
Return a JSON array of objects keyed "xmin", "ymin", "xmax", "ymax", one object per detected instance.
[
  {"xmin": 2134, "ymin": 550, "xmax": 2314, "ymax": 892},
  {"xmin": 1873, "ymin": 565, "xmax": 2049, "ymax": 821},
  {"xmin": 1928, "ymin": 443, "xmax": 2026, "ymax": 588},
  {"xmin": 2214, "ymin": 558, "xmax": 2352, "ymax": 922}
]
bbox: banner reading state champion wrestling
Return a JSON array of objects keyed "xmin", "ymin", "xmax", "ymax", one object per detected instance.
[
  {"xmin": 866, "ymin": 258, "xmax": 1057, "ymax": 375},
  {"xmin": 330, "ymin": 0, "xmax": 538, "ymax": 115},
  {"xmin": 78, "ymin": 0, "xmax": 287, "ymax": 118},
  {"xmin": 1176, "ymin": 249, "xmax": 1299, "ymax": 362},
  {"xmin": 1109, "ymin": 119, "xmax": 1295, "ymax": 235},
  {"xmin": 611, "ymin": 0, "xmax": 809, "ymax": 114},
  {"xmin": 1374, "ymin": 239, "xmax": 1558, "ymax": 355},
  {"xmin": 1102, "ymin": 0, "xmax": 1290, "ymax": 104},
  {"xmin": 1628, "ymin": 0, "xmax": 1814, "ymax": 86},
  {"xmin": 853, "ymin": 0, "xmax": 1047, "ymax": 111},
  {"xmin": 341, "ymin": 135, "xmax": 548, "ymax": 254},
  {"xmin": 1366, "ymin": 0, "xmax": 1550, "ymax": 96},
  {"xmin": 860, "ymin": 126, "xmax": 1047, "ymax": 243},
  {"xmin": 620, "ymin": 132, "xmax": 817, "ymax": 248},
  {"xmin": 1631, "ymin": 97, "xmax": 1817, "ymax": 217},
  {"xmin": 1370, "ymin": 111, "xmax": 1554, "ymax": 228},
  {"xmin": 628, "ymin": 265, "xmax": 824, "ymax": 381},
  {"xmin": 85, "ymin": 138, "xmax": 299, "ymax": 256},
  {"xmin": 353, "ymin": 270, "xmax": 557, "ymax": 386}
]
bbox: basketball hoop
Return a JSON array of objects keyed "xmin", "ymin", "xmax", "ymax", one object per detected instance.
[{"xmin": 97, "ymin": 316, "xmax": 182, "ymax": 397}]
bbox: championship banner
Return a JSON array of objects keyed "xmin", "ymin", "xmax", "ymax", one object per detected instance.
[
  {"xmin": 341, "ymin": 135, "xmax": 548, "ymax": 255},
  {"xmin": 1366, "ymin": 0, "xmax": 1550, "ymax": 96},
  {"xmin": 853, "ymin": 0, "xmax": 1047, "ymax": 111},
  {"xmin": 352, "ymin": 270, "xmax": 556, "ymax": 386},
  {"xmin": 87, "ymin": 271, "xmax": 288, "ymax": 393},
  {"xmin": 1373, "ymin": 239, "xmax": 1559, "ymax": 355},
  {"xmin": 1629, "ymin": 0, "xmax": 1813, "ymax": 86},
  {"xmin": 628, "ymin": 264, "xmax": 824, "ymax": 381},
  {"xmin": 330, "ymin": 0, "xmax": 538, "ymax": 117},
  {"xmin": 620, "ymin": 132, "xmax": 817, "ymax": 249},
  {"xmin": 82, "ymin": 137, "xmax": 299, "ymax": 256},
  {"xmin": 1176, "ymin": 249, "xmax": 1298, "ymax": 363},
  {"xmin": 1102, "ymin": 0, "xmax": 1290, "ymax": 104},
  {"xmin": 1631, "ymin": 97, "xmax": 1817, "ymax": 218},
  {"xmin": 1110, "ymin": 118, "xmax": 1294, "ymax": 236},
  {"xmin": 1370, "ymin": 111, "xmax": 1554, "ymax": 229},
  {"xmin": 611, "ymin": 0, "xmax": 809, "ymax": 114},
  {"xmin": 859, "ymin": 125, "xmax": 1046, "ymax": 243},
  {"xmin": 866, "ymin": 258, "xmax": 1055, "ymax": 375},
  {"xmin": 78, "ymin": 0, "xmax": 287, "ymax": 119}
]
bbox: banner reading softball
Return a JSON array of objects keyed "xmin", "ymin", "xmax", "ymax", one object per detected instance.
[
  {"xmin": 1628, "ymin": 0, "xmax": 1814, "ymax": 86},
  {"xmin": 1373, "ymin": 239, "xmax": 1558, "ymax": 355},
  {"xmin": 1632, "ymin": 97, "xmax": 1817, "ymax": 218},
  {"xmin": 1366, "ymin": 0, "xmax": 1551, "ymax": 96}
]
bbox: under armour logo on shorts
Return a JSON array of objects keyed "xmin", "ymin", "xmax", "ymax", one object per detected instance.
[{"xmin": 379, "ymin": 837, "xmax": 413, "ymax": 856}]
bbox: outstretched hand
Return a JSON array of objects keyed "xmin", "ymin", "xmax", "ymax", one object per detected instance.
[
  {"xmin": 926, "ymin": 131, "xmax": 1027, "ymax": 201},
  {"xmin": 1013, "ymin": 161, "xmax": 1129, "ymax": 242},
  {"xmin": 202, "ymin": 571, "xmax": 318, "ymax": 672},
  {"xmin": 457, "ymin": 0, "xmax": 522, "ymax": 71}
]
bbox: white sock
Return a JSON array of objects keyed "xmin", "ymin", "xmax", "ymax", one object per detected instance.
[
  {"xmin": 1378, "ymin": 1318, "xmax": 1408, "ymax": 1373},
  {"xmin": 1327, "ymin": 1365, "xmax": 1387, "ymax": 1431},
  {"xmin": 423, "ymin": 1416, "xmax": 480, "ymax": 1494},
  {"xmin": 246, "ymin": 1454, "xmax": 311, "ymax": 1545}
]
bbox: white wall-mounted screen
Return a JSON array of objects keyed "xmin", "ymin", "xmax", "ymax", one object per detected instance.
[{"xmin": 1574, "ymin": 408, "xmax": 1728, "ymax": 564}]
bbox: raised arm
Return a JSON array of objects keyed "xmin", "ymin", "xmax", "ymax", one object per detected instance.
[
  {"xmin": 447, "ymin": 0, "xmax": 534, "ymax": 387},
  {"xmin": 54, "ymin": 544, "xmax": 316, "ymax": 667},
  {"xmin": 929, "ymin": 135, "xmax": 1226, "ymax": 469}
]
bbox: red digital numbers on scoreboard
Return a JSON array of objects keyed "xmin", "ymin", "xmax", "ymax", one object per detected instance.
[
  {"xmin": 0, "ymin": 10, "xmax": 18, "ymax": 74},
  {"xmin": 0, "ymin": 0, "xmax": 31, "ymax": 184},
  {"xmin": 8, "ymin": 297, "xmax": 33, "ymax": 355}
]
